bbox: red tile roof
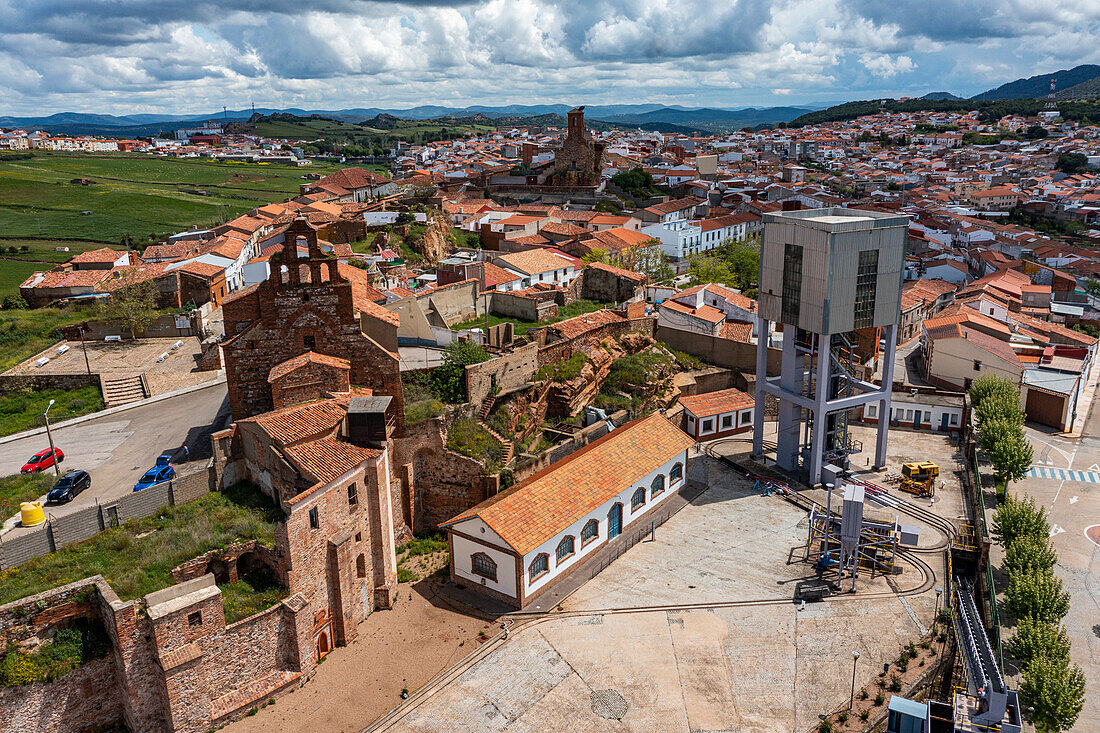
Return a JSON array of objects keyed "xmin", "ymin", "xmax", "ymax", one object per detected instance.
[
  {"xmin": 441, "ymin": 413, "xmax": 694, "ymax": 554},
  {"xmin": 678, "ymin": 388, "xmax": 755, "ymax": 418},
  {"xmin": 267, "ymin": 351, "xmax": 351, "ymax": 383},
  {"xmin": 284, "ymin": 437, "xmax": 381, "ymax": 487}
]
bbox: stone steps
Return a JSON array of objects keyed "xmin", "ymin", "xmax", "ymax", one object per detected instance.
[
  {"xmin": 481, "ymin": 424, "xmax": 514, "ymax": 466},
  {"xmin": 478, "ymin": 394, "xmax": 497, "ymax": 420},
  {"xmin": 101, "ymin": 375, "xmax": 148, "ymax": 407}
]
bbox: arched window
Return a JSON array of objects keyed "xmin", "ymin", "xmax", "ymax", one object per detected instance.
[
  {"xmin": 356, "ymin": 554, "xmax": 366, "ymax": 578},
  {"xmin": 471, "ymin": 552, "xmax": 496, "ymax": 581},
  {"xmin": 670, "ymin": 463, "xmax": 683, "ymax": 484},
  {"xmin": 556, "ymin": 536, "xmax": 575, "ymax": 563},
  {"xmin": 651, "ymin": 474, "xmax": 666, "ymax": 498},
  {"xmin": 581, "ymin": 519, "xmax": 599, "ymax": 545},
  {"xmin": 529, "ymin": 554, "xmax": 549, "ymax": 582},
  {"xmin": 631, "ymin": 488, "xmax": 646, "ymax": 511}
]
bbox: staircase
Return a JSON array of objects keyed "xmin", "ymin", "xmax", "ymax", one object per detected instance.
[
  {"xmin": 481, "ymin": 424, "xmax": 514, "ymax": 466},
  {"xmin": 101, "ymin": 374, "xmax": 149, "ymax": 407},
  {"xmin": 478, "ymin": 394, "xmax": 497, "ymax": 420}
]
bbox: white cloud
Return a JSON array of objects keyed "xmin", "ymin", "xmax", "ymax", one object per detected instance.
[{"xmin": 859, "ymin": 53, "xmax": 916, "ymax": 78}]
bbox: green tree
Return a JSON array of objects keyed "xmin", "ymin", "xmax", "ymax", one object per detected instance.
[
  {"xmin": 1005, "ymin": 570, "xmax": 1070, "ymax": 624},
  {"xmin": 1055, "ymin": 153, "xmax": 1088, "ymax": 174},
  {"xmin": 1, "ymin": 295, "xmax": 27, "ymax": 310},
  {"xmin": 985, "ymin": 428, "xmax": 1034, "ymax": 484},
  {"xmin": 1003, "ymin": 535, "xmax": 1057, "ymax": 577},
  {"xmin": 431, "ymin": 339, "xmax": 490, "ymax": 403},
  {"xmin": 1020, "ymin": 654, "xmax": 1086, "ymax": 732},
  {"xmin": 581, "ymin": 249, "xmax": 608, "ymax": 264},
  {"xmin": 1025, "ymin": 125, "xmax": 1049, "ymax": 139},
  {"xmin": 97, "ymin": 275, "xmax": 160, "ymax": 339},
  {"xmin": 610, "ymin": 167, "xmax": 659, "ymax": 198},
  {"xmin": 992, "ymin": 494, "xmax": 1049, "ymax": 547},
  {"xmin": 1009, "ymin": 616, "xmax": 1071, "ymax": 666},
  {"xmin": 968, "ymin": 374, "xmax": 1020, "ymax": 411}
]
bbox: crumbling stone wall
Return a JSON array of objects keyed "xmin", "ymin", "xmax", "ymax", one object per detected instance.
[
  {"xmin": 490, "ymin": 290, "xmax": 557, "ymax": 323},
  {"xmin": 465, "ymin": 341, "xmax": 540, "ymax": 406},
  {"xmin": 0, "ymin": 655, "xmax": 122, "ymax": 733},
  {"xmin": 390, "ymin": 418, "xmax": 492, "ymax": 534}
]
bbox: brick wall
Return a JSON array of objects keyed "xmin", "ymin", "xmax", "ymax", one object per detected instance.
[
  {"xmin": 389, "ymin": 419, "xmax": 492, "ymax": 533},
  {"xmin": 490, "ymin": 290, "xmax": 557, "ymax": 322},
  {"xmin": 0, "ymin": 655, "xmax": 123, "ymax": 733},
  {"xmin": 464, "ymin": 341, "xmax": 540, "ymax": 406},
  {"xmin": 657, "ymin": 324, "xmax": 782, "ymax": 375}
]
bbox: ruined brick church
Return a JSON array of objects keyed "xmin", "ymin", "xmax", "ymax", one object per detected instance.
[{"xmin": 545, "ymin": 106, "xmax": 605, "ymax": 187}]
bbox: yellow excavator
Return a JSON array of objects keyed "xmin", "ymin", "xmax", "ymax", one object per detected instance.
[{"xmin": 900, "ymin": 462, "xmax": 939, "ymax": 497}]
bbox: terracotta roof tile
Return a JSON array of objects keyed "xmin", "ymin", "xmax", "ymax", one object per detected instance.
[
  {"xmin": 678, "ymin": 388, "xmax": 755, "ymax": 418},
  {"xmin": 441, "ymin": 413, "xmax": 694, "ymax": 554},
  {"xmin": 284, "ymin": 437, "xmax": 380, "ymax": 486},
  {"xmin": 267, "ymin": 351, "xmax": 351, "ymax": 383}
]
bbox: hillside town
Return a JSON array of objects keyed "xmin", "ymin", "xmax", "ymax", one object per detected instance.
[{"xmin": 1, "ymin": 99, "xmax": 1098, "ymax": 733}]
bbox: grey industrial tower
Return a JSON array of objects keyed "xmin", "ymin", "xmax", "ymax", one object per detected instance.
[{"xmin": 752, "ymin": 208, "xmax": 908, "ymax": 485}]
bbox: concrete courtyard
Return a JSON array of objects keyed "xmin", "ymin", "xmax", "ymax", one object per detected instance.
[{"xmin": 373, "ymin": 454, "xmax": 945, "ymax": 733}]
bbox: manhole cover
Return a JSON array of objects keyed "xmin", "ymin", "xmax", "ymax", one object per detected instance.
[{"xmin": 591, "ymin": 689, "xmax": 628, "ymax": 720}]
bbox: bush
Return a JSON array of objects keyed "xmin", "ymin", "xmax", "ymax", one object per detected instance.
[
  {"xmin": 446, "ymin": 419, "xmax": 503, "ymax": 467},
  {"xmin": 0, "ymin": 621, "xmax": 110, "ymax": 687},
  {"xmin": 431, "ymin": 340, "xmax": 490, "ymax": 403},
  {"xmin": 1005, "ymin": 570, "xmax": 1071, "ymax": 624},
  {"xmin": 536, "ymin": 352, "xmax": 587, "ymax": 382},
  {"xmin": 1, "ymin": 295, "xmax": 26, "ymax": 311},
  {"xmin": 889, "ymin": 675, "xmax": 902, "ymax": 692},
  {"xmin": 859, "ymin": 710, "xmax": 869, "ymax": 722},
  {"xmin": 874, "ymin": 692, "xmax": 885, "ymax": 706},
  {"xmin": 858, "ymin": 689, "xmax": 868, "ymax": 700}
]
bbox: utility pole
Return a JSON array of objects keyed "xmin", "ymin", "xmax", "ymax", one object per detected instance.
[
  {"xmin": 44, "ymin": 399, "xmax": 60, "ymax": 477},
  {"xmin": 79, "ymin": 327, "xmax": 91, "ymax": 374},
  {"xmin": 849, "ymin": 650, "xmax": 860, "ymax": 710}
]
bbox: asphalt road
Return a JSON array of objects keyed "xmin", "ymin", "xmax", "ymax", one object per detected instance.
[
  {"xmin": 1012, "ymin": 413, "xmax": 1100, "ymax": 729},
  {"xmin": 0, "ymin": 382, "xmax": 229, "ymax": 533}
]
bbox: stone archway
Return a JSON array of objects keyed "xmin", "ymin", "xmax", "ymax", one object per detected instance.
[{"xmin": 317, "ymin": 631, "xmax": 330, "ymax": 660}]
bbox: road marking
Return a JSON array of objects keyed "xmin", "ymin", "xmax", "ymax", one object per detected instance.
[
  {"xmin": 1086, "ymin": 525, "xmax": 1100, "ymax": 548},
  {"xmin": 1070, "ymin": 496, "xmax": 1078, "ymax": 504},
  {"xmin": 1089, "ymin": 464, "xmax": 1099, "ymax": 472},
  {"xmin": 1027, "ymin": 466, "xmax": 1100, "ymax": 484},
  {"xmin": 1050, "ymin": 523, "xmax": 1066, "ymax": 537}
]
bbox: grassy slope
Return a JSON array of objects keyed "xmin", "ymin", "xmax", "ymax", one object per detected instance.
[
  {"xmin": 0, "ymin": 385, "xmax": 104, "ymax": 437},
  {"xmin": 450, "ymin": 299, "xmax": 608, "ymax": 336},
  {"xmin": 0, "ymin": 305, "xmax": 99, "ymax": 370},
  {"xmin": 0, "ymin": 473, "xmax": 54, "ymax": 525},
  {"xmin": 0, "ymin": 482, "xmax": 282, "ymax": 606},
  {"xmin": 0, "ymin": 153, "xmax": 342, "ymax": 243}
]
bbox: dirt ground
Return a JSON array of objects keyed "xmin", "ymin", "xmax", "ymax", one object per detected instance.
[
  {"xmin": 6, "ymin": 336, "xmax": 215, "ymax": 395},
  {"xmin": 222, "ymin": 577, "xmax": 499, "ymax": 733}
]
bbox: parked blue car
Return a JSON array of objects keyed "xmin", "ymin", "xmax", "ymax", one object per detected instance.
[{"xmin": 133, "ymin": 455, "xmax": 175, "ymax": 492}]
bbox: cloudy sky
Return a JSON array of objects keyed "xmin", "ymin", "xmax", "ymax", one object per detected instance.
[{"xmin": 2, "ymin": 0, "xmax": 1099, "ymax": 116}]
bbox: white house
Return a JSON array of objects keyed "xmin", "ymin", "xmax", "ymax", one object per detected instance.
[
  {"xmin": 440, "ymin": 413, "xmax": 694, "ymax": 609},
  {"xmin": 495, "ymin": 249, "xmax": 578, "ymax": 290}
]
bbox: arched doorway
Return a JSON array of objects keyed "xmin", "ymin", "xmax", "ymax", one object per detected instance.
[
  {"xmin": 317, "ymin": 631, "xmax": 330, "ymax": 660},
  {"xmin": 608, "ymin": 503, "xmax": 623, "ymax": 540}
]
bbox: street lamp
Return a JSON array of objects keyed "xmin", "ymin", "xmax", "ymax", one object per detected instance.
[
  {"xmin": 934, "ymin": 587, "xmax": 943, "ymax": 626},
  {"xmin": 850, "ymin": 650, "xmax": 861, "ymax": 710},
  {"xmin": 43, "ymin": 399, "xmax": 60, "ymax": 477}
]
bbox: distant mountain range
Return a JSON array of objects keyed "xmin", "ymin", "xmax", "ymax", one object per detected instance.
[
  {"xmin": 971, "ymin": 64, "xmax": 1100, "ymax": 101},
  {"xmin": 0, "ymin": 104, "xmax": 816, "ymax": 137},
  {"xmin": 920, "ymin": 92, "xmax": 964, "ymax": 101}
]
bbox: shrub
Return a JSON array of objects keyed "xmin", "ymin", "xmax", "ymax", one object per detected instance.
[
  {"xmin": 874, "ymin": 692, "xmax": 885, "ymax": 706},
  {"xmin": 889, "ymin": 675, "xmax": 902, "ymax": 692},
  {"xmin": 1, "ymin": 295, "xmax": 26, "ymax": 311},
  {"xmin": 859, "ymin": 709, "xmax": 869, "ymax": 721},
  {"xmin": 0, "ymin": 621, "xmax": 110, "ymax": 687},
  {"xmin": 858, "ymin": 689, "xmax": 868, "ymax": 700},
  {"xmin": 818, "ymin": 721, "xmax": 832, "ymax": 733},
  {"xmin": 837, "ymin": 710, "xmax": 848, "ymax": 723}
]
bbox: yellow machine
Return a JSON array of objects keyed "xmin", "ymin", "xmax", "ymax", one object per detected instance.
[{"xmin": 900, "ymin": 462, "xmax": 939, "ymax": 497}]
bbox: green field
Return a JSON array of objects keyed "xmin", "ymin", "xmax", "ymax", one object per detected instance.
[
  {"xmin": 246, "ymin": 113, "xmax": 495, "ymax": 150},
  {"xmin": 0, "ymin": 152, "xmax": 344, "ymax": 244}
]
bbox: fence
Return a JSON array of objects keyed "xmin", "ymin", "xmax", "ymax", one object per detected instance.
[
  {"xmin": 964, "ymin": 425, "xmax": 1005, "ymax": 673},
  {"xmin": 0, "ymin": 463, "xmax": 214, "ymax": 570}
]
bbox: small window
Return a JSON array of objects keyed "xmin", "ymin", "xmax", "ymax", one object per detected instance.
[
  {"xmin": 702, "ymin": 418, "xmax": 714, "ymax": 432},
  {"xmin": 670, "ymin": 463, "xmax": 683, "ymax": 484},
  {"xmin": 631, "ymin": 488, "xmax": 646, "ymax": 511},
  {"xmin": 356, "ymin": 554, "xmax": 366, "ymax": 578},
  {"xmin": 721, "ymin": 415, "xmax": 733, "ymax": 429},
  {"xmin": 581, "ymin": 519, "xmax": 599, "ymax": 544},
  {"xmin": 556, "ymin": 536, "xmax": 575, "ymax": 563},
  {"xmin": 741, "ymin": 410, "xmax": 752, "ymax": 425},
  {"xmin": 950, "ymin": 413, "xmax": 960, "ymax": 426},
  {"xmin": 309, "ymin": 506, "xmax": 319, "ymax": 530},
  {"xmin": 188, "ymin": 611, "xmax": 202, "ymax": 627},
  {"xmin": 347, "ymin": 483, "xmax": 358, "ymax": 509},
  {"xmin": 973, "ymin": 360, "xmax": 982, "ymax": 371},
  {"xmin": 651, "ymin": 474, "xmax": 665, "ymax": 498},
  {"xmin": 529, "ymin": 554, "xmax": 549, "ymax": 582},
  {"xmin": 472, "ymin": 552, "xmax": 497, "ymax": 580},
  {"xmin": 355, "ymin": 532, "xmax": 362, "ymax": 542},
  {"xmin": 304, "ymin": 334, "xmax": 316, "ymax": 349},
  {"xmin": 866, "ymin": 404, "xmax": 877, "ymax": 418}
]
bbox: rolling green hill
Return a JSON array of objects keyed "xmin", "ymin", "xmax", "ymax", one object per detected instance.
[
  {"xmin": 789, "ymin": 98, "xmax": 1100, "ymax": 128},
  {"xmin": 972, "ymin": 64, "xmax": 1100, "ymax": 101},
  {"xmin": 1056, "ymin": 75, "xmax": 1100, "ymax": 101}
]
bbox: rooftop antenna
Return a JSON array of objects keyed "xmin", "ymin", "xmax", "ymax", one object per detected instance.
[
  {"xmin": 223, "ymin": 106, "xmax": 227, "ymax": 122},
  {"xmin": 252, "ymin": 101, "xmax": 255, "ymax": 116}
]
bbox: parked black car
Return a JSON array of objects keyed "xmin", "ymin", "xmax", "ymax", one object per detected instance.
[{"xmin": 46, "ymin": 470, "xmax": 91, "ymax": 504}]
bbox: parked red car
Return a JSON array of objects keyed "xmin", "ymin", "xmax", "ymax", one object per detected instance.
[{"xmin": 21, "ymin": 448, "xmax": 64, "ymax": 473}]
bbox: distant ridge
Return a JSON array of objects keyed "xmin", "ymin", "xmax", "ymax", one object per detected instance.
[
  {"xmin": 0, "ymin": 104, "xmax": 810, "ymax": 137},
  {"xmin": 921, "ymin": 92, "xmax": 964, "ymax": 101},
  {"xmin": 971, "ymin": 64, "xmax": 1100, "ymax": 101}
]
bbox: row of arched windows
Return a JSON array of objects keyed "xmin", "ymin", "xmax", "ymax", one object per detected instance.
[{"xmin": 518, "ymin": 463, "xmax": 684, "ymax": 584}]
